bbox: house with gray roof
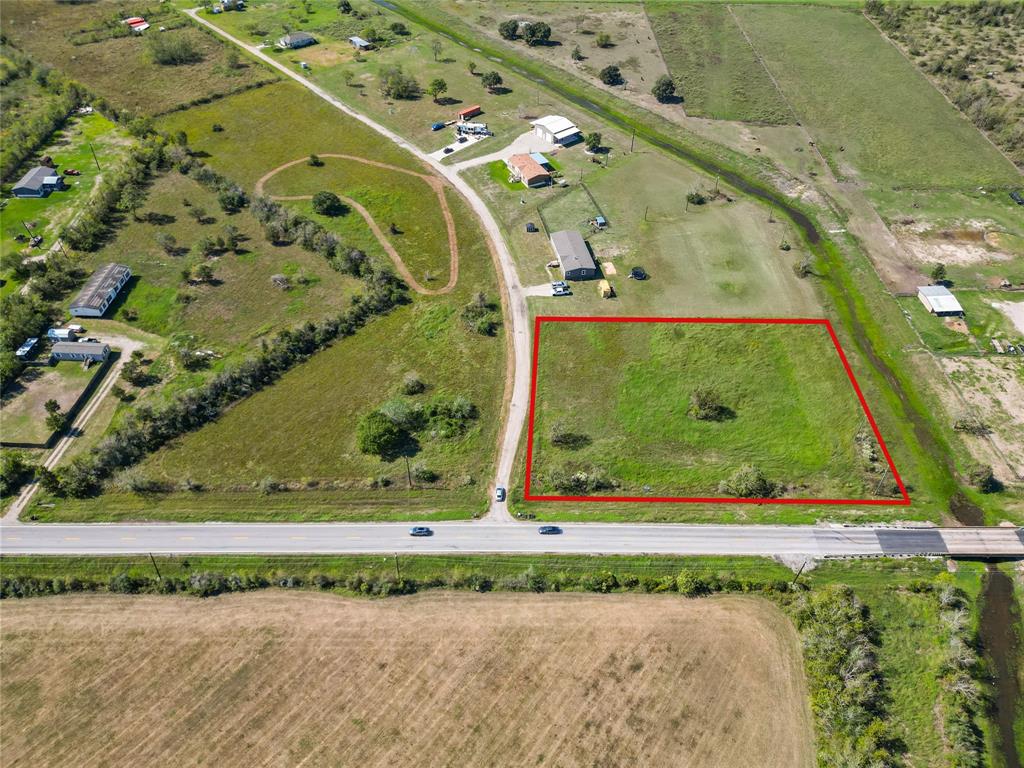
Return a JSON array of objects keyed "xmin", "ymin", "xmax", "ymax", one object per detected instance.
[
  {"xmin": 279, "ymin": 31, "xmax": 317, "ymax": 49},
  {"xmin": 550, "ymin": 230, "xmax": 597, "ymax": 281},
  {"xmin": 12, "ymin": 166, "xmax": 66, "ymax": 198},
  {"xmin": 50, "ymin": 341, "xmax": 110, "ymax": 363},
  {"xmin": 70, "ymin": 263, "xmax": 132, "ymax": 318}
]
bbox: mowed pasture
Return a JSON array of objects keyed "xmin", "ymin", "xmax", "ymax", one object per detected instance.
[
  {"xmin": 646, "ymin": 3, "xmax": 791, "ymax": 124},
  {"xmin": 731, "ymin": 6, "xmax": 1019, "ymax": 190},
  {"xmin": 0, "ymin": 0, "xmax": 276, "ymax": 116},
  {"xmin": 528, "ymin": 320, "xmax": 890, "ymax": 501},
  {"xmin": 0, "ymin": 591, "xmax": 814, "ymax": 768}
]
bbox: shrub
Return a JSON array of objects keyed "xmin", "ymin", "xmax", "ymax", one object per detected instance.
[
  {"xmin": 598, "ymin": 65, "xmax": 623, "ymax": 85},
  {"xmin": 211, "ymin": 123, "xmax": 224, "ymax": 133},
  {"xmin": 967, "ymin": 464, "xmax": 999, "ymax": 493},
  {"xmin": 676, "ymin": 570, "xmax": 710, "ymax": 597},
  {"xmin": 687, "ymin": 385, "xmax": 730, "ymax": 421},
  {"xmin": 147, "ymin": 34, "xmax": 203, "ymax": 66},
  {"xmin": 953, "ymin": 413, "xmax": 989, "ymax": 436},
  {"xmin": 498, "ymin": 19, "xmax": 519, "ymax": 40},
  {"xmin": 0, "ymin": 451, "xmax": 35, "ymax": 498},
  {"xmin": 412, "ymin": 464, "xmax": 439, "ymax": 483},
  {"xmin": 522, "ymin": 21, "xmax": 552, "ymax": 46},
  {"xmin": 686, "ymin": 190, "xmax": 706, "ymax": 205},
  {"xmin": 311, "ymin": 190, "xmax": 345, "ymax": 216},
  {"xmin": 402, "ymin": 372, "xmax": 426, "ymax": 395},
  {"xmin": 550, "ymin": 422, "xmax": 591, "ymax": 450},
  {"xmin": 651, "ymin": 75, "xmax": 676, "ymax": 102},
  {"xmin": 357, "ymin": 411, "xmax": 404, "ymax": 457},
  {"xmin": 595, "ymin": 32, "xmax": 612, "ymax": 48},
  {"xmin": 379, "ymin": 65, "xmax": 420, "ymax": 100},
  {"xmin": 718, "ymin": 465, "xmax": 778, "ymax": 498}
]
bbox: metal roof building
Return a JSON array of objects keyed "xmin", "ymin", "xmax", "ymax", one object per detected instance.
[
  {"xmin": 12, "ymin": 166, "xmax": 65, "ymax": 198},
  {"xmin": 550, "ymin": 230, "xmax": 597, "ymax": 281},
  {"xmin": 531, "ymin": 115, "xmax": 582, "ymax": 145},
  {"xmin": 50, "ymin": 341, "xmax": 110, "ymax": 363},
  {"xmin": 70, "ymin": 263, "xmax": 132, "ymax": 318},
  {"xmin": 917, "ymin": 285, "xmax": 964, "ymax": 317},
  {"xmin": 279, "ymin": 31, "xmax": 317, "ymax": 49}
]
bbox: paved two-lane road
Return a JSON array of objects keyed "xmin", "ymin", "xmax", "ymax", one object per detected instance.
[{"xmin": 2, "ymin": 522, "xmax": 1021, "ymax": 558}]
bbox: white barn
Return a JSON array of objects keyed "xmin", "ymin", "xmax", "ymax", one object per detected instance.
[
  {"xmin": 531, "ymin": 115, "xmax": 582, "ymax": 146},
  {"xmin": 70, "ymin": 263, "xmax": 132, "ymax": 318},
  {"xmin": 917, "ymin": 285, "xmax": 964, "ymax": 317}
]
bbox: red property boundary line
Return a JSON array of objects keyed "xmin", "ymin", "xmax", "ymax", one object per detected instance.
[{"xmin": 522, "ymin": 316, "xmax": 911, "ymax": 506}]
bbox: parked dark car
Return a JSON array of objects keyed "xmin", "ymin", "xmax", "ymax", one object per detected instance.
[
  {"xmin": 409, "ymin": 526, "xmax": 433, "ymax": 537},
  {"xmin": 495, "ymin": 486, "xmax": 506, "ymax": 502},
  {"xmin": 538, "ymin": 526, "xmax": 562, "ymax": 535},
  {"xmin": 443, "ymin": 147, "xmax": 454, "ymax": 155},
  {"xmin": 1010, "ymin": 190, "xmax": 1024, "ymax": 206}
]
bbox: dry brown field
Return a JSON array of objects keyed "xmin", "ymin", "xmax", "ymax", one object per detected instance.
[{"xmin": 0, "ymin": 591, "xmax": 814, "ymax": 767}]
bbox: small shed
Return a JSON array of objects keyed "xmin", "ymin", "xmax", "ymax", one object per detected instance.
[
  {"xmin": 50, "ymin": 341, "xmax": 110, "ymax": 363},
  {"xmin": 279, "ymin": 31, "xmax": 317, "ymax": 49},
  {"xmin": 598, "ymin": 279, "xmax": 614, "ymax": 298},
  {"xmin": 47, "ymin": 327, "xmax": 77, "ymax": 342},
  {"xmin": 349, "ymin": 36, "xmax": 373, "ymax": 51},
  {"xmin": 549, "ymin": 230, "xmax": 597, "ymax": 281},
  {"xmin": 458, "ymin": 105, "xmax": 482, "ymax": 121},
  {"xmin": 917, "ymin": 285, "xmax": 964, "ymax": 317}
]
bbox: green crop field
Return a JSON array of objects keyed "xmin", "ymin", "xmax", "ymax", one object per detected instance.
[
  {"xmin": 646, "ymin": 3, "xmax": 791, "ymax": 124},
  {"xmin": 730, "ymin": 6, "xmax": 1019, "ymax": 191},
  {"xmin": 74, "ymin": 171, "xmax": 362, "ymax": 349},
  {"xmin": 527, "ymin": 320, "xmax": 896, "ymax": 501},
  {"xmin": 1, "ymin": 0, "xmax": 277, "ymax": 116}
]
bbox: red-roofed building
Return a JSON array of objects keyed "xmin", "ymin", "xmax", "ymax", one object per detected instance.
[{"xmin": 506, "ymin": 154, "xmax": 551, "ymax": 188}]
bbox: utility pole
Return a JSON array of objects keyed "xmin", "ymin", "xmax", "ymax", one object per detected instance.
[
  {"xmin": 88, "ymin": 141, "xmax": 101, "ymax": 172},
  {"xmin": 56, "ymin": 239, "xmax": 70, "ymax": 258},
  {"xmin": 767, "ymin": 203, "xmax": 775, "ymax": 223},
  {"xmin": 394, "ymin": 554, "xmax": 401, "ymax": 580},
  {"xmin": 714, "ymin": 175, "xmax": 720, "ymax": 194},
  {"xmin": 405, "ymin": 455, "xmax": 413, "ymax": 489},
  {"xmin": 21, "ymin": 220, "xmax": 35, "ymax": 239},
  {"xmin": 792, "ymin": 561, "xmax": 807, "ymax": 585},
  {"xmin": 148, "ymin": 553, "xmax": 162, "ymax": 581}
]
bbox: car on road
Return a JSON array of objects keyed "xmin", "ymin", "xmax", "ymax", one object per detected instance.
[
  {"xmin": 409, "ymin": 526, "xmax": 433, "ymax": 537},
  {"xmin": 537, "ymin": 525, "xmax": 562, "ymax": 535},
  {"xmin": 495, "ymin": 486, "xmax": 506, "ymax": 502},
  {"xmin": 442, "ymin": 147, "xmax": 454, "ymax": 155}
]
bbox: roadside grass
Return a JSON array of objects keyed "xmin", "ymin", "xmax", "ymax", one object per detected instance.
[
  {"xmin": 0, "ymin": 112, "xmax": 129, "ymax": 262},
  {"xmin": 76, "ymin": 171, "xmax": 360, "ymax": 347},
  {"xmin": 527, "ymin": 320, "xmax": 893, "ymax": 501},
  {"xmin": 0, "ymin": 361, "xmax": 101, "ymax": 445},
  {"xmin": 731, "ymin": 5, "xmax": 1019, "ymax": 190},
  {"xmin": 1, "ymin": 1, "xmax": 277, "ymax": 116},
  {"xmin": 468, "ymin": 150, "xmax": 818, "ymax": 317},
  {"xmin": 646, "ymin": 3, "xmax": 791, "ymax": 124},
  {"xmin": 157, "ymin": 81, "xmax": 422, "ymax": 185},
  {"xmin": 261, "ymin": 156, "xmax": 454, "ymax": 286}
]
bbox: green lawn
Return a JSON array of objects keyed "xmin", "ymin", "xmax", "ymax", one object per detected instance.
[
  {"xmin": 526, "ymin": 320, "xmax": 896, "ymax": 501},
  {"xmin": 1, "ymin": 0, "xmax": 278, "ymax": 116},
  {"xmin": 1, "ymin": 361, "xmax": 103, "ymax": 446},
  {"xmin": 646, "ymin": 3, "xmax": 791, "ymax": 124},
  {"xmin": 74, "ymin": 171, "xmax": 361, "ymax": 350},
  {"xmin": 731, "ymin": 5, "xmax": 1019, "ymax": 190},
  {"xmin": 1, "ymin": 112, "xmax": 129, "ymax": 263}
]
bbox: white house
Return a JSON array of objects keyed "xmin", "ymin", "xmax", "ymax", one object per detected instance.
[
  {"xmin": 70, "ymin": 263, "xmax": 132, "ymax": 318},
  {"xmin": 531, "ymin": 115, "xmax": 582, "ymax": 146},
  {"xmin": 917, "ymin": 285, "xmax": 964, "ymax": 317},
  {"xmin": 279, "ymin": 31, "xmax": 317, "ymax": 49}
]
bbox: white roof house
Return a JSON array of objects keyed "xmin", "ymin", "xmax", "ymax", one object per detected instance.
[
  {"xmin": 918, "ymin": 285, "xmax": 964, "ymax": 316},
  {"xmin": 532, "ymin": 115, "xmax": 582, "ymax": 145}
]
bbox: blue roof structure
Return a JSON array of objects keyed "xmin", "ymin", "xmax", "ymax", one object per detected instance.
[{"xmin": 529, "ymin": 152, "xmax": 551, "ymax": 167}]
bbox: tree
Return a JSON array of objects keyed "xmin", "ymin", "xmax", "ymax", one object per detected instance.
[
  {"xmin": 595, "ymin": 32, "xmax": 612, "ymax": 48},
  {"xmin": 390, "ymin": 22, "xmax": 409, "ymax": 36},
  {"xmin": 222, "ymin": 224, "xmax": 241, "ymax": 252},
  {"xmin": 379, "ymin": 65, "xmax": 421, "ymax": 99},
  {"xmin": 357, "ymin": 411, "xmax": 403, "ymax": 457},
  {"xmin": 361, "ymin": 26, "xmax": 379, "ymax": 44},
  {"xmin": 308, "ymin": 153, "xmax": 323, "ymax": 166},
  {"xmin": 44, "ymin": 399, "xmax": 61, "ymax": 415},
  {"xmin": 45, "ymin": 401, "xmax": 67, "ymax": 433},
  {"xmin": 481, "ymin": 71, "xmax": 503, "ymax": 92},
  {"xmin": 194, "ymin": 263, "xmax": 214, "ymax": 283},
  {"xmin": 584, "ymin": 132, "xmax": 602, "ymax": 152},
  {"xmin": 155, "ymin": 232, "xmax": 177, "ymax": 256},
  {"xmin": 598, "ymin": 65, "xmax": 623, "ymax": 85},
  {"xmin": 117, "ymin": 184, "xmax": 145, "ymax": 221},
  {"xmin": 431, "ymin": 39, "xmax": 443, "ymax": 61},
  {"xmin": 312, "ymin": 191, "xmax": 345, "ymax": 216},
  {"xmin": 522, "ymin": 21, "xmax": 551, "ymax": 46},
  {"xmin": 427, "ymin": 78, "xmax": 448, "ymax": 103},
  {"xmin": 651, "ymin": 75, "xmax": 676, "ymax": 102},
  {"xmin": 338, "ymin": 0, "xmax": 352, "ymax": 12},
  {"xmin": 931, "ymin": 262, "xmax": 947, "ymax": 283},
  {"xmin": 498, "ymin": 19, "xmax": 519, "ymax": 40},
  {"xmin": 571, "ymin": 45, "xmax": 583, "ymax": 62},
  {"xmin": 467, "ymin": 61, "xmax": 477, "ymax": 75},
  {"xmin": 188, "ymin": 206, "xmax": 208, "ymax": 224}
]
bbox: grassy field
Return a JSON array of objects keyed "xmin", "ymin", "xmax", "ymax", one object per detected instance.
[
  {"xmin": 0, "ymin": 361, "xmax": 102, "ymax": 446},
  {"xmin": 646, "ymin": 3, "xmax": 791, "ymax": 124},
  {"xmin": 469, "ymin": 149, "xmax": 819, "ymax": 317},
  {"xmin": 730, "ymin": 5, "xmax": 1019, "ymax": 191},
  {"xmin": 0, "ymin": 591, "xmax": 814, "ymax": 768},
  {"xmin": 1, "ymin": 112, "xmax": 129, "ymax": 262},
  {"xmin": 527, "ymin": 320, "xmax": 895, "ymax": 501},
  {"xmin": 261, "ymin": 156, "xmax": 455, "ymax": 287},
  {"xmin": 73, "ymin": 171, "xmax": 361, "ymax": 348},
  {"xmin": 158, "ymin": 81, "xmax": 422, "ymax": 183},
  {"xmin": 1, "ymin": 0, "xmax": 277, "ymax": 116}
]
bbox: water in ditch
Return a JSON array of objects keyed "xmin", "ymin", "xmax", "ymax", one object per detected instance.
[{"xmin": 980, "ymin": 566, "xmax": 1022, "ymax": 768}]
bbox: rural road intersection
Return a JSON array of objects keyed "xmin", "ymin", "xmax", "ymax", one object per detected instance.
[{"xmin": 3, "ymin": 11, "xmax": 1019, "ymax": 563}]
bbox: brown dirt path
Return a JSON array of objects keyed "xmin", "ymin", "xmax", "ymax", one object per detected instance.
[{"xmin": 255, "ymin": 154, "xmax": 459, "ymax": 295}]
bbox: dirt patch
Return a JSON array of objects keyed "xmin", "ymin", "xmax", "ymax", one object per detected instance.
[
  {"xmin": 892, "ymin": 221, "xmax": 1017, "ymax": 267},
  {"xmin": 938, "ymin": 355, "xmax": 1024, "ymax": 483},
  {"xmin": 0, "ymin": 591, "xmax": 814, "ymax": 768},
  {"xmin": 991, "ymin": 299, "xmax": 1024, "ymax": 335}
]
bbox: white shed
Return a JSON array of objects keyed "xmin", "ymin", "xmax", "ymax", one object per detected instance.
[{"xmin": 531, "ymin": 115, "xmax": 582, "ymax": 145}]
